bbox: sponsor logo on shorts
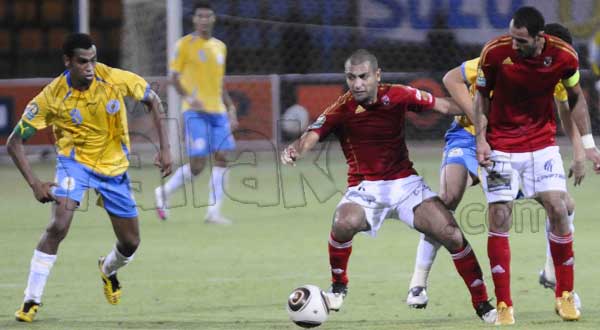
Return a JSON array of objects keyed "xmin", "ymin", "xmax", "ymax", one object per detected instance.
[
  {"xmin": 544, "ymin": 159, "xmax": 554, "ymax": 172},
  {"xmin": 535, "ymin": 174, "xmax": 565, "ymax": 182},
  {"xmin": 61, "ymin": 176, "xmax": 76, "ymax": 191},
  {"xmin": 447, "ymin": 147, "xmax": 464, "ymax": 158}
]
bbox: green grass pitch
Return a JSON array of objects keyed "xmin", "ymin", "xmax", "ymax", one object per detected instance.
[{"xmin": 1, "ymin": 143, "xmax": 599, "ymax": 329}]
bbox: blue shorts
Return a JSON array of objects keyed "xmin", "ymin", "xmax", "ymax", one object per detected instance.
[
  {"xmin": 441, "ymin": 144, "xmax": 479, "ymax": 178},
  {"xmin": 184, "ymin": 111, "xmax": 236, "ymax": 157},
  {"xmin": 52, "ymin": 156, "xmax": 138, "ymax": 218}
]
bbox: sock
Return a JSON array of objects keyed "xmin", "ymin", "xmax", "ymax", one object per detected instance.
[
  {"xmin": 544, "ymin": 212, "xmax": 575, "ymax": 283},
  {"xmin": 102, "ymin": 245, "xmax": 134, "ymax": 276},
  {"xmin": 488, "ymin": 231, "xmax": 512, "ymax": 306},
  {"xmin": 543, "ymin": 217, "xmax": 556, "ymax": 283},
  {"xmin": 162, "ymin": 164, "xmax": 193, "ymax": 196},
  {"xmin": 409, "ymin": 233, "xmax": 441, "ymax": 288},
  {"xmin": 548, "ymin": 232, "xmax": 574, "ymax": 297},
  {"xmin": 328, "ymin": 232, "xmax": 352, "ymax": 285},
  {"xmin": 24, "ymin": 250, "xmax": 57, "ymax": 304},
  {"xmin": 207, "ymin": 166, "xmax": 227, "ymax": 217},
  {"xmin": 451, "ymin": 243, "xmax": 489, "ymax": 308}
]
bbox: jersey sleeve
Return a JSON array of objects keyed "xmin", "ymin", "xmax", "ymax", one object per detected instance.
[
  {"xmin": 461, "ymin": 57, "xmax": 480, "ymax": 85},
  {"xmin": 405, "ymin": 86, "xmax": 436, "ymax": 112},
  {"xmin": 307, "ymin": 95, "xmax": 346, "ymax": 141},
  {"xmin": 20, "ymin": 86, "xmax": 55, "ymax": 131},
  {"xmin": 111, "ymin": 68, "xmax": 152, "ymax": 102},
  {"xmin": 553, "ymin": 81, "xmax": 568, "ymax": 102},
  {"xmin": 169, "ymin": 39, "xmax": 186, "ymax": 74},
  {"xmin": 476, "ymin": 45, "xmax": 497, "ymax": 97}
]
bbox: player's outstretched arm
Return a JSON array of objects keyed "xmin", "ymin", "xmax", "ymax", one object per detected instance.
[
  {"xmin": 556, "ymin": 99, "xmax": 586, "ymax": 184},
  {"xmin": 442, "ymin": 66, "xmax": 475, "ymax": 121},
  {"xmin": 142, "ymin": 90, "xmax": 172, "ymax": 177},
  {"xmin": 281, "ymin": 131, "xmax": 320, "ymax": 166},
  {"xmin": 431, "ymin": 97, "xmax": 463, "ymax": 115},
  {"xmin": 473, "ymin": 90, "xmax": 492, "ymax": 167},
  {"xmin": 566, "ymin": 83, "xmax": 600, "ymax": 173},
  {"xmin": 6, "ymin": 124, "xmax": 57, "ymax": 203}
]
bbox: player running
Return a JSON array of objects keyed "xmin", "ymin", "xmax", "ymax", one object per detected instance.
[{"xmin": 7, "ymin": 33, "xmax": 172, "ymax": 322}]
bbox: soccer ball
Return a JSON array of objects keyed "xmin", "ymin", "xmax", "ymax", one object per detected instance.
[
  {"xmin": 286, "ymin": 284, "xmax": 329, "ymax": 328},
  {"xmin": 281, "ymin": 104, "xmax": 310, "ymax": 139}
]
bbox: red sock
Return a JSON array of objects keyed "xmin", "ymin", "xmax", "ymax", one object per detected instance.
[
  {"xmin": 488, "ymin": 232, "xmax": 512, "ymax": 306},
  {"xmin": 328, "ymin": 233, "xmax": 352, "ymax": 285},
  {"xmin": 548, "ymin": 232, "xmax": 574, "ymax": 297},
  {"xmin": 451, "ymin": 243, "xmax": 489, "ymax": 308}
]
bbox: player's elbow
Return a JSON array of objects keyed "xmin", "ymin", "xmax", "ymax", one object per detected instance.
[{"xmin": 6, "ymin": 132, "xmax": 21, "ymax": 156}]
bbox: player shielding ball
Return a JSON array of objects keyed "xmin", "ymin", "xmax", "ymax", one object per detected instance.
[
  {"xmin": 474, "ymin": 6, "xmax": 600, "ymax": 325},
  {"xmin": 6, "ymin": 33, "xmax": 172, "ymax": 322},
  {"xmin": 281, "ymin": 49, "xmax": 497, "ymax": 324}
]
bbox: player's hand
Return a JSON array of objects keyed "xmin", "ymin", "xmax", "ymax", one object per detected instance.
[
  {"xmin": 281, "ymin": 145, "xmax": 298, "ymax": 166},
  {"xmin": 186, "ymin": 96, "xmax": 205, "ymax": 111},
  {"xmin": 476, "ymin": 138, "xmax": 493, "ymax": 167},
  {"xmin": 568, "ymin": 159, "xmax": 585, "ymax": 186},
  {"xmin": 31, "ymin": 179, "xmax": 58, "ymax": 204},
  {"xmin": 584, "ymin": 147, "xmax": 600, "ymax": 174},
  {"xmin": 154, "ymin": 149, "xmax": 173, "ymax": 178}
]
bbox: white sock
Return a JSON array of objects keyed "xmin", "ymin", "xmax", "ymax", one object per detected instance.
[
  {"xmin": 544, "ymin": 211, "xmax": 574, "ymax": 282},
  {"xmin": 102, "ymin": 246, "xmax": 134, "ymax": 276},
  {"xmin": 24, "ymin": 250, "xmax": 57, "ymax": 304},
  {"xmin": 162, "ymin": 164, "xmax": 193, "ymax": 196},
  {"xmin": 207, "ymin": 166, "xmax": 227, "ymax": 217},
  {"xmin": 409, "ymin": 233, "xmax": 442, "ymax": 288}
]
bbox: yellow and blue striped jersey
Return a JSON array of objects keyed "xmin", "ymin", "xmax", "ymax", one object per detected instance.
[
  {"xmin": 20, "ymin": 62, "xmax": 150, "ymax": 176},
  {"xmin": 170, "ymin": 34, "xmax": 227, "ymax": 113}
]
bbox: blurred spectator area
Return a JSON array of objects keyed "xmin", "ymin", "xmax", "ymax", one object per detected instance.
[{"xmin": 0, "ymin": 0, "xmax": 122, "ymax": 78}]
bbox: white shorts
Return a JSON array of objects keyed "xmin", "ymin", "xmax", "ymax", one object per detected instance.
[
  {"xmin": 336, "ymin": 175, "xmax": 437, "ymax": 237},
  {"xmin": 479, "ymin": 146, "xmax": 566, "ymax": 203}
]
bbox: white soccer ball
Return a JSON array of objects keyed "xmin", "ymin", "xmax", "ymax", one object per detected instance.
[
  {"xmin": 281, "ymin": 104, "xmax": 310, "ymax": 139},
  {"xmin": 286, "ymin": 284, "xmax": 329, "ymax": 328}
]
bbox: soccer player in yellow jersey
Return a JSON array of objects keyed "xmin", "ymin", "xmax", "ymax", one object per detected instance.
[
  {"xmin": 6, "ymin": 33, "xmax": 172, "ymax": 322},
  {"xmin": 406, "ymin": 23, "xmax": 585, "ymax": 311},
  {"xmin": 155, "ymin": 0, "xmax": 238, "ymax": 224}
]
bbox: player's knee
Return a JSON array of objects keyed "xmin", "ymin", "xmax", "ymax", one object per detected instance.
[
  {"xmin": 333, "ymin": 204, "xmax": 366, "ymax": 238},
  {"xmin": 439, "ymin": 192, "xmax": 460, "ymax": 211},
  {"xmin": 565, "ymin": 194, "xmax": 575, "ymax": 215},
  {"xmin": 45, "ymin": 221, "xmax": 69, "ymax": 241},
  {"xmin": 119, "ymin": 237, "xmax": 140, "ymax": 256},
  {"xmin": 545, "ymin": 201, "xmax": 568, "ymax": 221}
]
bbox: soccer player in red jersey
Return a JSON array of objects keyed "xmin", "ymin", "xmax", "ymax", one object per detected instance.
[
  {"xmin": 281, "ymin": 49, "xmax": 497, "ymax": 323},
  {"xmin": 474, "ymin": 6, "xmax": 600, "ymax": 324}
]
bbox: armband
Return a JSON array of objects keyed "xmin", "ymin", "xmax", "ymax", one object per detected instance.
[{"xmin": 12, "ymin": 120, "xmax": 37, "ymax": 141}]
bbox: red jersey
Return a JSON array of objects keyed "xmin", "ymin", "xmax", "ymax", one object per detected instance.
[
  {"xmin": 308, "ymin": 84, "xmax": 436, "ymax": 187},
  {"xmin": 476, "ymin": 34, "xmax": 579, "ymax": 152}
]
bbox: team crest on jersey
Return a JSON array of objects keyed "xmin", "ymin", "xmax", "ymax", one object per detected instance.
[
  {"xmin": 106, "ymin": 99, "xmax": 121, "ymax": 114},
  {"xmin": 216, "ymin": 52, "xmax": 224, "ymax": 65},
  {"xmin": 381, "ymin": 94, "xmax": 390, "ymax": 105},
  {"xmin": 69, "ymin": 108, "xmax": 83, "ymax": 125},
  {"xmin": 198, "ymin": 49, "xmax": 207, "ymax": 62},
  {"xmin": 308, "ymin": 114, "xmax": 326, "ymax": 129},
  {"xmin": 24, "ymin": 103, "xmax": 39, "ymax": 120},
  {"xmin": 544, "ymin": 56, "xmax": 553, "ymax": 67}
]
